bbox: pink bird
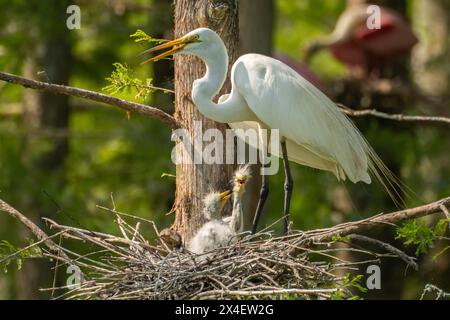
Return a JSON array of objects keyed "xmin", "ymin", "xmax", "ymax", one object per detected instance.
[
  {"xmin": 273, "ymin": 51, "xmax": 324, "ymax": 91},
  {"xmin": 304, "ymin": 4, "xmax": 418, "ymax": 75}
]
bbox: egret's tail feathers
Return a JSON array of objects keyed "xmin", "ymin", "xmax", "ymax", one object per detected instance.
[{"xmin": 364, "ymin": 142, "xmax": 408, "ymax": 208}]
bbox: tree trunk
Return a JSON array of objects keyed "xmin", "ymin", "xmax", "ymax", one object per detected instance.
[
  {"xmin": 412, "ymin": 0, "xmax": 450, "ymax": 98},
  {"xmin": 172, "ymin": 0, "xmax": 238, "ymax": 242},
  {"xmin": 239, "ymin": 0, "xmax": 274, "ymax": 56},
  {"xmin": 412, "ymin": 0, "xmax": 450, "ymax": 292}
]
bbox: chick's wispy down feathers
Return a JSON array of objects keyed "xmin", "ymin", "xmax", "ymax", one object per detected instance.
[{"xmin": 188, "ymin": 192, "xmax": 235, "ymax": 255}]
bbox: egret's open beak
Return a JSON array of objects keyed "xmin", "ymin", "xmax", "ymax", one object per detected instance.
[
  {"xmin": 219, "ymin": 190, "xmax": 232, "ymax": 207},
  {"xmin": 234, "ymin": 174, "xmax": 248, "ymax": 191},
  {"xmin": 140, "ymin": 35, "xmax": 196, "ymax": 64}
]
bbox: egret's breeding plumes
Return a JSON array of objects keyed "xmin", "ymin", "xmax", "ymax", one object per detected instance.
[
  {"xmin": 304, "ymin": 4, "xmax": 418, "ymax": 75},
  {"xmin": 187, "ymin": 191, "xmax": 235, "ymax": 255},
  {"xmin": 143, "ymin": 28, "xmax": 403, "ymax": 235}
]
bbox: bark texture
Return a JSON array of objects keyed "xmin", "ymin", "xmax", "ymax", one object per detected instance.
[
  {"xmin": 172, "ymin": 0, "xmax": 239, "ymax": 242},
  {"xmin": 412, "ymin": 0, "xmax": 450, "ymax": 97}
]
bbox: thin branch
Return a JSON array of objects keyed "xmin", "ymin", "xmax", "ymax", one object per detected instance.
[
  {"xmin": 339, "ymin": 104, "xmax": 450, "ymax": 125},
  {"xmin": 0, "ymin": 198, "xmax": 72, "ymax": 264},
  {"xmin": 193, "ymin": 288, "xmax": 337, "ymax": 299},
  {"xmin": 0, "ymin": 71, "xmax": 180, "ymax": 129},
  {"xmin": 305, "ymin": 196, "xmax": 450, "ymax": 244},
  {"xmin": 348, "ymin": 234, "xmax": 418, "ymax": 271}
]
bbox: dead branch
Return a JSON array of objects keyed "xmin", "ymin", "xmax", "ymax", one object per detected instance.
[
  {"xmin": 339, "ymin": 104, "xmax": 450, "ymax": 125},
  {"xmin": 192, "ymin": 288, "xmax": 338, "ymax": 299},
  {"xmin": 0, "ymin": 71, "xmax": 180, "ymax": 129},
  {"xmin": 347, "ymin": 234, "xmax": 418, "ymax": 271},
  {"xmin": 0, "ymin": 198, "xmax": 72, "ymax": 264},
  {"xmin": 303, "ymin": 196, "xmax": 450, "ymax": 244}
]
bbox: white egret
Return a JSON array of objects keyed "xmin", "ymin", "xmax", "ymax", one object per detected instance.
[
  {"xmin": 188, "ymin": 191, "xmax": 234, "ymax": 255},
  {"xmin": 143, "ymin": 28, "xmax": 401, "ymax": 234}
]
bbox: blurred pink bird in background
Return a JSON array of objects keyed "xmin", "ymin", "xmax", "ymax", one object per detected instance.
[{"xmin": 304, "ymin": 3, "xmax": 418, "ymax": 77}]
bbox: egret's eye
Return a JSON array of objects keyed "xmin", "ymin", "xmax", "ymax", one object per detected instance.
[{"xmin": 185, "ymin": 34, "xmax": 201, "ymax": 43}]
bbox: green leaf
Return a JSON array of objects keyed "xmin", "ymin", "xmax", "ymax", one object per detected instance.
[
  {"xmin": 130, "ymin": 29, "xmax": 166, "ymax": 44},
  {"xmin": 396, "ymin": 220, "xmax": 441, "ymax": 256},
  {"xmin": 103, "ymin": 63, "xmax": 161, "ymax": 101},
  {"xmin": 0, "ymin": 239, "xmax": 43, "ymax": 273},
  {"xmin": 331, "ymin": 234, "xmax": 350, "ymax": 242}
]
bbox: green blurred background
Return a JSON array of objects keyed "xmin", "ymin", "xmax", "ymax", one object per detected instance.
[{"xmin": 0, "ymin": 0, "xmax": 449, "ymax": 299}]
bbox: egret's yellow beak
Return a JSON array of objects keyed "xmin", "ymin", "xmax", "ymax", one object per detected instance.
[
  {"xmin": 140, "ymin": 35, "xmax": 199, "ymax": 64},
  {"xmin": 219, "ymin": 190, "xmax": 232, "ymax": 207}
]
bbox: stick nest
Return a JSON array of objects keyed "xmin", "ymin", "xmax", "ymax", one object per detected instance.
[{"xmin": 39, "ymin": 207, "xmax": 414, "ymax": 300}]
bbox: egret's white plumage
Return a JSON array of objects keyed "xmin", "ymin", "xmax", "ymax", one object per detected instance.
[
  {"xmin": 188, "ymin": 192, "xmax": 235, "ymax": 255},
  {"xmin": 183, "ymin": 29, "xmax": 391, "ymax": 183},
  {"xmin": 145, "ymin": 28, "xmax": 402, "ymax": 232}
]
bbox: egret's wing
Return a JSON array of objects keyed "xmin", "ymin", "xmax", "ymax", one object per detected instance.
[
  {"xmin": 228, "ymin": 121, "xmax": 346, "ymax": 180},
  {"xmin": 232, "ymin": 54, "xmax": 407, "ymax": 198}
]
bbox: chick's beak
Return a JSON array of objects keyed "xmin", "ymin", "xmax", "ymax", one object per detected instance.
[
  {"xmin": 219, "ymin": 190, "xmax": 232, "ymax": 207},
  {"xmin": 140, "ymin": 37, "xmax": 188, "ymax": 64}
]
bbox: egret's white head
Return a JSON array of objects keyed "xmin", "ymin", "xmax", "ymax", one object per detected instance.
[
  {"xmin": 232, "ymin": 165, "xmax": 251, "ymax": 196},
  {"xmin": 141, "ymin": 28, "xmax": 223, "ymax": 63},
  {"xmin": 203, "ymin": 190, "xmax": 232, "ymax": 220}
]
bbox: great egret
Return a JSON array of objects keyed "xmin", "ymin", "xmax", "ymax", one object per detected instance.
[
  {"xmin": 272, "ymin": 51, "xmax": 324, "ymax": 91},
  {"xmin": 304, "ymin": 4, "xmax": 418, "ymax": 75},
  {"xmin": 188, "ymin": 191, "xmax": 234, "ymax": 255},
  {"xmin": 143, "ymin": 27, "xmax": 401, "ymax": 234}
]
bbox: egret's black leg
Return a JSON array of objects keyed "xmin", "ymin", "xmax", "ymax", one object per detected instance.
[
  {"xmin": 281, "ymin": 140, "xmax": 293, "ymax": 235},
  {"xmin": 252, "ymin": 171, "xmax": 269, "ymax": 234}
]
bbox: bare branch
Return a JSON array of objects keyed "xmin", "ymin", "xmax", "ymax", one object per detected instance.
[
  {"xmin": 304, "ymin": 196, "xmax": 450, "ymax": 244},
  {"xmin": 193, "ymin": 288, "xmax": 338, "ymax": 299},
  {"xmin": 338, "ymin": 104, "xmax": 450, "ymax": 125},
  {"xmin": 0, "ymin": 198, "xmax": 72, "ymax": 264},
  {"xmin": 0, "ymin": 71, "xmax": 180, "ymax": 129},
  {"xmin": 348, "ymin": 234, "xmax": 418, "ymax": 270}
]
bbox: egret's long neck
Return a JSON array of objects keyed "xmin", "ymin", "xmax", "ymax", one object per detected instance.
[
  {"xmin": 191, "ymin": 41, "xmax": 255, "ymax": 123},
  {"xmin": 231, "ymin": 191, "xmax": 244, "ymax": 233},
  {"xmin": 197, "ymin": 45, "xmax": 229, "ymax": 99}
]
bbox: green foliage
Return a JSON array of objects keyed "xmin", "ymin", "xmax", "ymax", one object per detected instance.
[
  {"xmin": 130, "ymin": 29, "xmax": 166, "ymax": 44},
  {"xmin": 331, "ymin": 274, "xmax": 367, "ymax": 300},
  {"xmin": 396, "ymin": 219, "xmax": 449, "ymax": 256},
  {"xmin": 0, "ymin": 240, "xmax": 42, "ymax": 273},
  {"xmin": 161, "ymin": 173, "xmax": 176, "ymax": 179},
  {"xmin": 331, "ymin": 234, "xmax": 350, "ymax": 242},
  {"xmin": 103, "ymin": 62, "xmax": 155, "ymax": 100},
  {"xmin": 103, "ymin": 28, "xmax": 177, "ymax": 101}
]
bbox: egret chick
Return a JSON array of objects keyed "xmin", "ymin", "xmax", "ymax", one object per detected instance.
[
  {"xmin": 229, "ymin": 166, "xmax": 251, "ymax": 233},
  {"xmin": 188, "ymin": 191, "xmax": 235, "ymax": 255}
]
